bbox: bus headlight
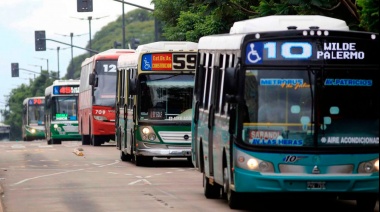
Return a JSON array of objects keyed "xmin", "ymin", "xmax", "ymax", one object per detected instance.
[
  {"xmin": 54, "ymin": 124, "xmax": 59, "ymax": 129},
  {"xmin": 358, "ymin": 158, "xmax": 379, "ymax": 173},
  {"xmin": 94, "ymin": 115, "xmax": 108, "ymax": 121},
  {"xmin": 140, "ymin": 126, "xmax": 158, "ymax": 142},
  {"xmin": 30, "ymin": 129, "xmax": 36, "ymax": 134},
  {"xmin": 236, "ymin": 149, "xmax": 274, "ymax": 173}
]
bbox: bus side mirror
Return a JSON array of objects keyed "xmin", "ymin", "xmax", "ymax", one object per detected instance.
[
  {"xmin": 89, "ymin": 73, "xmax": 98, "ymax": 87},
  {"xmin": 224, "ymin": 67, "xmax": 239, "ymax": 102}
]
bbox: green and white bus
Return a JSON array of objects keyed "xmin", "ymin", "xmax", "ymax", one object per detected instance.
[
  {"xmin": 22, "ymin": 96, "xmax": 45, "ymax": 141},
  {"xmin": 191, "ymin": 15, "xmax": 379, "ymax": 210},
  {"xmin": 116, "ymin": 41, "xmax": 198, "ymax": 166},
  {"xmin": 45, "ymin": 79, "xmax": 81, "ymax": 145}
]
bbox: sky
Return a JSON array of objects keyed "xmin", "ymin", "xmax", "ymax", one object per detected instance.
[{"xmin": 0, "ymin": 0, "xmax": 154, "ymax": 116}]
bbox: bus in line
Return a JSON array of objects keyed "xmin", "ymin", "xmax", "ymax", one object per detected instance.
[
  {"xmin": 116, "ymin": 41, "xmax": 198, "ymax": 166},
  {"xmin": 191, "ymin": 15, "xmax": 379, "ymax": 210},
  {"xmin": 78, "ymin": 49, "xmax": 135, "ymax": 146},
  {"xmin": 0, "ymin": 123, "xmax": 10, "ymax": 141},
  {"xmin": 22, "ymin": 96, "xmax": 45, "ymax": 141},
  {"xmin": 45, "ymin": 79, "xmax": 81, "ymax": 145}
]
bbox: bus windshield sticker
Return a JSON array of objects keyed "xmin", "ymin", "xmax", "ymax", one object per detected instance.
[
  {"xmin": 248, "ymin": 130, "xmax": 304, "ymax": 146},
  {"xmin": 320, "ymin": 136, "xmax": 379, "ymax": 145},
  {"xmin": 324, "ymin": 79, "xmax": 372, "ymax": 86},
  {"xmin": 56, "ymin": 113, "xmax": 68, "ymax": 120},
  {"xmin": 260, "ymin": 78, "xmax": 310, "ymax": 89}
]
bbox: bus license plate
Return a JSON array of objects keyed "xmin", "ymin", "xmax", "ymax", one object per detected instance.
[{"xmin": 307, "ymin": 181, "xmax": 325, "ymax": 189}]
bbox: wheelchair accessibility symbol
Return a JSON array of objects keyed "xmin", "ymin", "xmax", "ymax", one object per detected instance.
[{"xmin": 245, "ymin": 42, "xmax": 263, "ymax": 64}]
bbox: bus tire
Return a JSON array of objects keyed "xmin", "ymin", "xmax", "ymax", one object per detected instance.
[
  {"xmin": 135, "ymin": 155, "xmax": 152, "ymax": 167},
  {"xmin": 223, "ymin": 167, "xmax": 241, "ymax": 209},
  {"xmin": 356, "ymin": 196, "xmax": 377, "ymax": 211},
  {"xmin": 91, "ymin": 135, "xmax": 101, "ymax": 146},
  {"xmin": 47, "ymin": 139, "xmax": 52, "ymax": 145},
  {"xmin": 81, "ymin": 135, "xmax": 90, "ymax": 145},
  {"xmin": 203, "ymin": 172, "xmax": 221, "ymax": 199},
  {"xmin": 120, "ymin": 150, "xmax": 131, "ymax": 162}
]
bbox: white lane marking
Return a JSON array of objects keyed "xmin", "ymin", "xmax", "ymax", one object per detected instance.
[
  {"xmin": 11, "ymin": 145, "xmax": 25, "ymax": 148},
  {"xmin": 11, "ymin": 169, "xmax": 84, "ymax": 186},
  {"xmin": 128, "ymin": 179, "xmax": 151, "ymax": 185},
  {"xmin": 10, "ymin": 160, "xmax": 120, "ymax": 186}
]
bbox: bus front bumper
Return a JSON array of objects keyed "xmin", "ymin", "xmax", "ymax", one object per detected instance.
[{"xmin": 136, "ymin": 141, "xmax": 191, "ymax": 157}]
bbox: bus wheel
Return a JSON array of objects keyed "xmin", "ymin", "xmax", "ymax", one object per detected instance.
[
  {"xmin": 203, "ymin": 172, "xmax": 221, "ymax": 199},
  {"xmin": 224, "ymin": 167, "xmax": 240, "ymax": 209},
  {"xmin": 120, "ymin": 150, "xmax": 131, "ymax": 162},
  {"xmin": 52, "ymin": 139, "xmax": 61, "ymax": 145},
  {"xmin": 81, "ymin": 135, "xmax": 90, "ymax": 145},
  {"xmin": 91, "ymin": 135, "xmax": 101, "ymax": 146},
  {"xmin": 356, "ymin": 196, "xmax": 377, "ymax": 211},
  {"xmin": 47, "ymin": 139, "xmax": 52, "ymax": 145},
  {"xmin": 135, "ymin": 155, "xmax": 152, "ymax": 167}
]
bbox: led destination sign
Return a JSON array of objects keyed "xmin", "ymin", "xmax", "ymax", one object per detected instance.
[
  {"xmin": 28, "ymin": 98, "xmax": 44, "ymax": 105},
  {"xmin": 53, "ymin": 85, "xmax": 79, "ymax": 95},
  {"xmin": 244, "ymin": 38, "xmax": 377, "ymax": 65},
  {"xmin": 141, "ymin": 53, "xmax": 197, "ymax": 71}
]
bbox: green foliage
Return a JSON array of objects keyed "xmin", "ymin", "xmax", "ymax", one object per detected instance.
[
  {"xmin": 357, "ymin": 0, "xmax": 379, "ymax": 32},
  {"xmin": 64, "ymin": 9, "xmax": 155, "ymax": 79},
  {"xmin": 2, "ymin": 71, "xmax": 56, "ymax": 140}
]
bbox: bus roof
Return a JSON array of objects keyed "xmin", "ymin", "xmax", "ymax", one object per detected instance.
[
  {"xmin": 199, "ymin": 15, "xmax": 349, "ymax": 50},
  {"xmin": 230, "ymin": 15, "xmax": 349, "ymax": 34},
  {"xmin": 81, "ymin": 48, "xmax": 135, "ymax": 67},
  {"xmin": 136, "ymin": 41, "xmax": 198, "ymax": 52},
  {"xmin": 117, "ymin": 41, "xmax": 198, "ymax": 69}
]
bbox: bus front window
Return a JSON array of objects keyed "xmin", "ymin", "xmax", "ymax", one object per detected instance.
[
  {"xmin": 139, "ymin": 74, "xmax": 194, "ymax": 121},
  {"xmin": 28, "ymin": 105, "xmax": 45, "ymax": 126},
  {"xmin": 243, "ymin": 69, "xmax": 314, "ymax": 147},
  {"xmin": 93, "ymin": 60, "xmax": 117, "ymax": 107},
  {"xmin": 52, "ymin": 97, "xmax": 78, "ymax": 121}
]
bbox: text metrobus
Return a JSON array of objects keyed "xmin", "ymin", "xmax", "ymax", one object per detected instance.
[
  {"xmin": 45, "ymin": 80, "xmax": 81, "ymax": 145},
  {"xmin": 191, "ymin": 15, "xmax": 379, "ymax": 210},
  {"xmin": 116, "ymin": 41, "xmax": 198, "ymax": 166},
  {"xmin": 22, "ymin": 96, "xmax": 45, "ymax": 141},
  {"xmin": 78, "ymin": 49, "xmax": 135, "ymax": 146}
]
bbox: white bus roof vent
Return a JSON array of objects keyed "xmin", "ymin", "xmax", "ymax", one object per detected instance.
[{"xmin": 229, "ymin": 15, "xmax": 349, "ymax": 34}]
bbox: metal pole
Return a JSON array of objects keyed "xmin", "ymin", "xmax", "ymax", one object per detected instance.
[
  {"xmin": 88, "ymin": 16, "xmax": 92, "ymax": 55},
  {"xmin": 122, "ymin": 1, "xmax": 125, "ymax": 49},
  {"xmin": 70, "ymin": 33, "xmax": 74, "ymax": 74},
  {"xmin": 46, "ymin": 59, "xmax": 49, "ymax": 73},
  {"xmin": 57, "ymin": 47, "xmax": 60, "ymax": 79}
]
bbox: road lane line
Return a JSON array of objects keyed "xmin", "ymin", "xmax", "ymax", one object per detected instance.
[{"xmin": 10, "ymin": 169, "xmax": 84, "ymax": 186}]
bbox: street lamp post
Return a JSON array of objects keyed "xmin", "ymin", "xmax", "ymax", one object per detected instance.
[
  {"xmin": 47, "ymin": 46, "xmax": 69, "ymax": 80},
  {"xmin": 55, "ymin": 32, "xmax": 87, "ymax": 75},
  {"xmin": 28, "ymin": 64, "xmax": 42, "ymax": 79},
  {"xmin": 71, "ymin": 15, "xmax": 109, "ymax": 55},
  {"xmin": 35, "ymin": 57, "xmax": 49, "ymax": 72}
]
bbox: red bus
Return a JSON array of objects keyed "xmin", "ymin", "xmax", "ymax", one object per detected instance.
[{"xmin": 78, "ymin": 49, "xmax": 135, "ymax": 146}]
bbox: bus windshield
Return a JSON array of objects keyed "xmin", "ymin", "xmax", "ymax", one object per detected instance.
[
  {"xmin": 93, "ymin": 60, "xmax": 117, "ymax": 107},
  {"xmin": 139, "ymin": 74, "xmax": 194, "ymax": 121},
  {"xmin": 243, "ymin": 68, "xmax": 379, "ymax": 148},
  {"xmin": 28, "ymin": 105, "xmax": 45, "ymax": 126},
  {"xmin": 51, "ymin": 96, "xmax": 78, "ymax": 121}
]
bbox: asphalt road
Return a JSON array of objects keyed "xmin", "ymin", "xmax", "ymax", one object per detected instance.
[{"xmin": 0, "ymin": 140, "xmax": 378, "ymax": 212}]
